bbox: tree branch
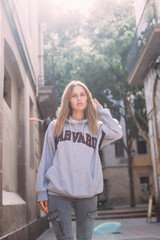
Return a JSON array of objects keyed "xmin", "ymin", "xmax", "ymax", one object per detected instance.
[
  {"xmin": 123, "ymin": 94, "xmax": 150, "ymax": 145},
  {"xmin": 134, "ymin": 109, "xmax": 148, "ymax": 127}
]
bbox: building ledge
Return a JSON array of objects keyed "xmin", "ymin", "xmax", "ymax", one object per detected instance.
[
  {"xmin": 38, "ymin": 86, "xmax": 56, "ymax": 118},
  {"xmin": 128, "ymin": 25, "xmax": 160, "ymax": 86},
  {"xmin": 2, "ymin": 191, "xmax": 26, "ymax": 205}
]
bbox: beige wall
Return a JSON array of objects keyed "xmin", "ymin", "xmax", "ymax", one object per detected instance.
[
  {"xmin": 102, "ymin": 141, "xmax": 128, "ymax": 167},
  {"xmin": 155, "ymin": 79, "xmax": 160, "ymax": 139},
  {"xmin": 144, "ymin": 69, "xmax": 156, "ymax": 114},
  {"xmin": 103, "ymin": 166, "xmax": 130, "ymax": 206},
  {"xmin": 101, "ymin": 120, "xmax": 129, "ymax": 206},
  {"xmin": 143, "ymin": 67, "xmax": 160, "ymax": 206},
  {"xmin": 0, "ymin": 0, "xmax": 49, "ymax": 238},
  {"xmin": 101, "ymin": 114, "xmax": 152, "ymax": 206},
  {"xmin": 3, "ymin": 74, "xmax": 18, "ymax": 192},
  {"xmin": 5, "ymin": 0, "xmax": 44, "ymax": 89},
  {"xmin": 0, "ymin": 2, "xmax": 3, "ymax": 207},
  {"xmin": 129, "ymin": 0, "xmax": 160, "ymax": 219}
]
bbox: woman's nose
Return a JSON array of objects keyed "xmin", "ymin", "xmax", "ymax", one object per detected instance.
[{"xmin": 77, "ymin": 95, "xmax": 81, "ymax": 100}]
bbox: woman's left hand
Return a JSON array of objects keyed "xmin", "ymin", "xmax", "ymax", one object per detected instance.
[{"xmin": 93, "ymin": 98, "xmax": 100, "ymax": 108}]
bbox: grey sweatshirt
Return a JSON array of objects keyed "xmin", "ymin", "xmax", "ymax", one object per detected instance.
[{"xmin": 36, "ymin": 105, "xmax": 123, "ymax": 201}]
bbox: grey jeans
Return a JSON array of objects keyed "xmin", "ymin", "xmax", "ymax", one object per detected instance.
[{"xmin": 48, "ymin": 194, "xmax": 98, "ymax": 240}]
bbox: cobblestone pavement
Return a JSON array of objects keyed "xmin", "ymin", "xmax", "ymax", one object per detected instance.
[{"xmin": 36, "ymin": 217, "xmax": 160, "ymax": 240}]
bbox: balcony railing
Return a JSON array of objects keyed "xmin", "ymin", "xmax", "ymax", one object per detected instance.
[{"xmin": 127, "ymin": 0, "xmax": 160, "ymax": 77}]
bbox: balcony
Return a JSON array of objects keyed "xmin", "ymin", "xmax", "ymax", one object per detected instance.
[{"xmin": 127, "ymin": 0, "xmax": 160, "ymax": 85}]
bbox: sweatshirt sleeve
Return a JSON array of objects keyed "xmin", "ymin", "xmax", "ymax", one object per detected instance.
[
  {"xmin": 35, "ymin": 120, "xmax": 56, "ymax": 202},
  {"xmin": 97, "ymin": 104, "xmax": 123, "ymax": 148}
]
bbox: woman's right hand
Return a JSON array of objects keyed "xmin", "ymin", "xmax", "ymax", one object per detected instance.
[
  {"xmin": 93, "ymin": 98, "xmax": 100, "ymax": 108},
  {"xmin": 38, "ymin": 200, "xmax": 49, "ymax": 214}
]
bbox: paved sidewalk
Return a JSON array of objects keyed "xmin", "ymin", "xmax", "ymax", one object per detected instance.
[{"xmin": 36, "ymin": 217, "xmax": 160, "ymax": 240}]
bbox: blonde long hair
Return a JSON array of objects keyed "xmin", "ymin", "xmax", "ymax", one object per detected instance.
[{"xmin": 54, "ymin": 81, "xmax": 98, "ymax": 136}]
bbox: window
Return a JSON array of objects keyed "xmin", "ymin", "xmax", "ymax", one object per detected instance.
[
  {"xmin": 137, "ymin": 138, "xmax": 147, "ymax": 154},
  {"xmin": 115, "ymin": 140, "xmax": 124, "ymax": 157},
  {"xmin": 3, "ymin": 67, "xmax": 11, "ymax": 108},
  {"xmin": 140, "ymin": 176, "xmax": 149, "ymax": 184},
  {"xmin": 139, "ymin": 176, "xmax": 150, "ymax": 203}
]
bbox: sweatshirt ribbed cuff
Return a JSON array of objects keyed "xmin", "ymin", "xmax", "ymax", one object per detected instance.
[
  {"xmin": 97, "ymin": 104, "xmax": 103, "ymax": 112},
  {"xmin": 37, "ymin": 192, "xmax": 48, "ymax": 202}
]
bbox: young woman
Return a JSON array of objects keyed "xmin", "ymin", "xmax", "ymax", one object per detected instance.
[{"xmin": 36, "ymin": 80, "xmax": 123, "ymax": 240}]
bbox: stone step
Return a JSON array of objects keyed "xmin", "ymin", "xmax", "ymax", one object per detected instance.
[
  {"xmin": 72, "ymin": 207, "xmax": 155, "ymax": 220},
  {"xmin": 97, "ymin": 207, "xmax": 155, "ymax": 220},
  {"xmin": 96, "ymin": 212, "xmax": 149, "ymax": 220},
  {"xmin": 98, "ymin": 207, "xmax": 147, "ymax": 215}
]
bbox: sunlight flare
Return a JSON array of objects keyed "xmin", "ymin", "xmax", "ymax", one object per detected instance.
[{"xmin": 56, "ymin": 0, "xmax": 95, "ymax": 13}]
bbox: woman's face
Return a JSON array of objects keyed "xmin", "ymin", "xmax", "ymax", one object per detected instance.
[{"xmin": 70, "ymin": 85, "xmax": 88, "ymax": 113}]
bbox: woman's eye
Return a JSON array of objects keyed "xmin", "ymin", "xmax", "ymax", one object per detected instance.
[{"xmin": 71, "ymin": 93, "xmax": 86, "ymax": 98}]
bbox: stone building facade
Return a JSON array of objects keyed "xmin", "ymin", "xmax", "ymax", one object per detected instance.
[
  {"xmin": 100, "ymin": 117, "xmax": 153, "ymax": 208},
  {"xmin": 0, "ymin": 0, "xmax": 56, "ymax": 239},
  {"xmin": 127, "ymin": 0, "xmax": 160, "ymax": 220}
]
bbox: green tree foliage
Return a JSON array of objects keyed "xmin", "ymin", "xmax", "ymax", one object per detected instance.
[{"xmin": 44, "ymin": 0, "xmax": 136, "ymax": 103}]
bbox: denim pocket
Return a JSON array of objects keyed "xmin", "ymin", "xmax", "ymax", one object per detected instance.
[
  {"xmin": 48, "ymin": 211, "xmax": 65, "ymax": 237},
  {"xmin": 48, "ymin": 210, "xmax": 58, "ymax": 221}
]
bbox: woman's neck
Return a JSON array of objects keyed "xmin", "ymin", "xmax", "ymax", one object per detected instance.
[{"xmin": 72, "ymin": 111, "xmax": 85, "ymax": 121}]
